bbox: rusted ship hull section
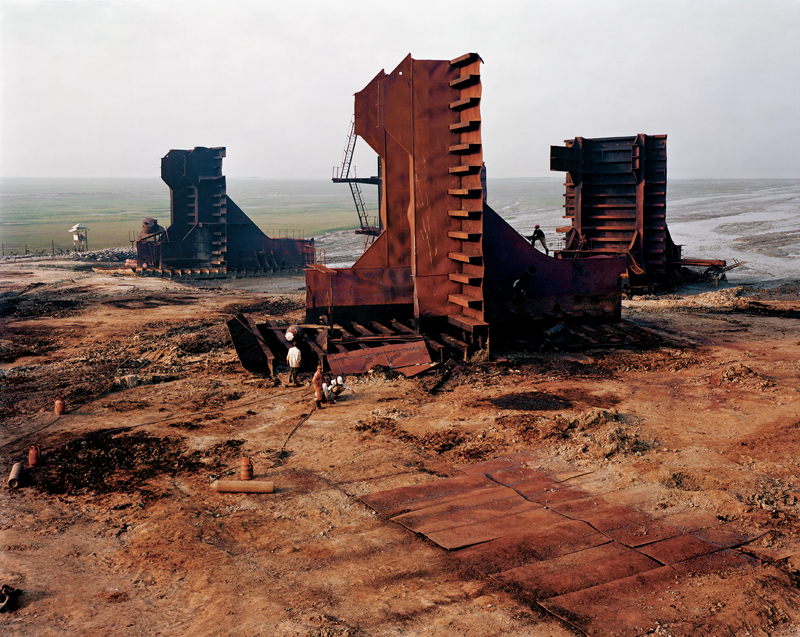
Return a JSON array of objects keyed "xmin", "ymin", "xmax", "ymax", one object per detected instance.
[
  {"xmin": 304, "ymin": 53, "xmax": 625, "ymax": 359},
  {"xmin": 550, "ymin": 135, "xmax": 729, "ymax": 294},
  {"xmin": 136, "ymin": 147, "xmax": 314, "ymax": 278}
]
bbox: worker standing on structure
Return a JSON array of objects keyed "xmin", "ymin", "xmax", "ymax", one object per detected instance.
[
  {"xmin": 526, "ymin": 225, "xmax": 549, "ymax": 256},
  {"xmin": 286, "ymin": 343, "xmax": 302, "ymax": 386}
]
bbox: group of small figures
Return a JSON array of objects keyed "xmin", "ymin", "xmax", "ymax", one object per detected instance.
[
  {"xmin": 283, "ymin": 328, "xmax": 355, "ymax": 408},
  {"xmin": 311, "ymin": 368, "xmax": 354, "ymax": 409}
]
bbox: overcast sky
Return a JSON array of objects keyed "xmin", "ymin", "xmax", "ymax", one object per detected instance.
[{"xmin": 2, "ymin": 0, "xmax": 799, "ymax": 179}]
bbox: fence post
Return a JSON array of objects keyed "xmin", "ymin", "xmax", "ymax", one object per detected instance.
[
  {"xmin": 52, "ymin": 240, "xmax": 55, "ymax": 255},
  {"xmin": 25, "ymin": 244, "xmax": 28, "ymax": 255}
]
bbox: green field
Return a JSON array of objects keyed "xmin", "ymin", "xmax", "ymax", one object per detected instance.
[{"xmin": 0, "ymin": 178, "xmax": 364, "ymax": 253}]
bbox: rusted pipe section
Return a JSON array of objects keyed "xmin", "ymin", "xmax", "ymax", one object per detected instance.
[
  {"xmin": 54, "ymin": 398, "xmax": 65, "ymax": 415},
  {"xmin": 7, "ymin": 463, "xmax": 23, "ymax": 489},
  {"xmin": 211, "ymin": 480, "xmax": 274, "ymax": 494}
]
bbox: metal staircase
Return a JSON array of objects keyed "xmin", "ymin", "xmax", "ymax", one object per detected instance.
[{"xmin": 332, "ymin": 119, "xmax": 381, "ymax": 238}]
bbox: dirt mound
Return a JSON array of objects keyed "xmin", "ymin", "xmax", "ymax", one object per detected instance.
[
  {"xmin": 712, "ymin": 362, "xmax": 775, "ymax": 390},
  {"xmin": 482, "ymin": 390, "xmax": 572, "ymax": 411}
]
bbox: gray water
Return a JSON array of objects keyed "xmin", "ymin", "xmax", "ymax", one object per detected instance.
[{"xmin": 317, "ymin": 178, "xmax": 800, "ymax": 287}]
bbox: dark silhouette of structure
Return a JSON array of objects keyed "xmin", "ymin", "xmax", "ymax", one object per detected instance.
[{"xmin": 136, "ymin": 146, "xmax": 314, "ymax": 277}]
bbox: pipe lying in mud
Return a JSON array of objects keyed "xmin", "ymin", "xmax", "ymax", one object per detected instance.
[
  {"xmin": 211, "ymin": 480, "xmax": 274, "ymax": 494},
  {"xmin": 7, "ymin": 463, "xmax": 23, "ymax": 489}
]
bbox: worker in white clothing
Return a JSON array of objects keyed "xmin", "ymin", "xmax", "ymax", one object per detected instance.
[{"xmin": 286, "ymin": 344, "xmax": 302, "ymax": 386}]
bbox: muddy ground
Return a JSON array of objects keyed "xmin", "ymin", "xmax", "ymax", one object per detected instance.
[{"xmin": 1, "ymin": 259, "xmax": 799, "ymax": 636}]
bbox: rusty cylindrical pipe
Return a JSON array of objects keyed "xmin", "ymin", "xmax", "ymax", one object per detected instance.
[
  {"xmin": 54, "ymin": 398, "xmax": 66, "ymax": 415},
  {"xmin": 211, "ymin": 480, "xmax": 274, "ymax": 494},
  {"xmin": 240, "ymin": 457, "xmax": 253, "ymax": 481},
  {"xmin": 8, "ymin": 462, "xmax": 23, "ymax": 489}
]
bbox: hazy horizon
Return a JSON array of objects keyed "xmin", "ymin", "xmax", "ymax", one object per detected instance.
[{"xmin": 2, "ymin": 1, "xmax": 799, "ymax": 181}]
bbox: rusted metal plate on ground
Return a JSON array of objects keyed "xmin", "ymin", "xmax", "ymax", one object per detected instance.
[
  {"xmin": 670, "ymin": 548, "xmax": 760, "ymax": 575},
  {"xmin": 393, "ymin": 494, "xmax": 541, "ymax": 535},
  {"xmin": 395, "ymin": 362, "xmax": 437, "ymax": 377},
  {"xmin": 426, "ymin": 507, "xmax": 570, "ymax": 550},
  {"xmin": 485, "ymin": 465, "xmax": 547, "ymax": 486},
  {"xmin": 636, "ymin": 533, "xmax": 722, "ymax": 565},
  {"xmin": 691, "ymin": 522, "xmax": 761, "ymax": 548},
  {"xmin": 389, "ymin": 486, "xmax": 519, "ymax": 531},
  {"xmin": 360, "ymin": 473, "xmax": 496, "ymax": 517},
  {"xmin": 491, "ymin": 542, "xmax": 661, "ymax": 601},
  {"xmin": 453, "ymin": 525, "xmax": 608, "ymax": 575},
  {"xmin": 579, "ymin": 507, "xmax": 655, "ymax": 533},
  {"xmin": 327, "ymin": 340, "xmax": 431, "ymax": 375},
  {"xmin": 539, "ymin": 565, "xmax": 680, "ymax": 637},
  {"xmin": 657, "ymin": 509, "xmax": 724, "ymax": 532},
  {"xmin": 544, "ymin": 496, "xmax": 625, "ymax": 520},
  {"xmin": 601, "ymin": 518, "xmax": 683, "ymax": 547},
  {"xmin": 518, "ymin": 484, "xmax": 593, "ymax": 506}
]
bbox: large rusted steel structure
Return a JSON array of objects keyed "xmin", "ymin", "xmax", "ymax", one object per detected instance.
[
  {"xmin": 136, "ymin": 147, "xmax": 314, "ymax": 277},
  {"xmin": 305, "ymin": 53, "xmax": 627, "ymax": 356},
  {"xmin": 551, "ymin": 135, "xmax": 728, "ymax": 293}
]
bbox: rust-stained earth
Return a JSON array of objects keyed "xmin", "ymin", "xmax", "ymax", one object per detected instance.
[{"xmin": 1, "ymin": 260, "xmax": 800, "ymax": 636}]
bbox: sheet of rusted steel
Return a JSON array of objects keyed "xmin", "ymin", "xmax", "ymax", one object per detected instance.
[
  {"xmin": 388, "ymin": 485, "xmax": 519, "ymax": 529},
  {"xmin": 539, "ymin": 565, "xmax": 680, "ymax": 637},
  {"xmin": 226, "ymin": 314, "xmax": 274, "ymax": 375},
  {"xmin": 657, "ymin": 509, "xmax": 725, "ymax": 532},
  {"xmin": 482, "ymin": 204, "xmax": 627, "ymax": 319},
  {"xmin": 670, "ymin": 547, "xmax": 759, "ymax": 575},
  {"xmin": 326, "ymin": 340, "xmax": 431, "ymax": 375},
  {"xmin": 360, "ymin": 473, "xmax": 497, "ymax": 518},
  {"xmin": 636, "ymin": 533, "xmax": 722, "ymax": 565},
  {"xmin": 691, "ymin": 522, "xmax": 761, "ymax": 548},
  {"xmin": 452, "ymin": 524, "xmax": 608, "ymax": 575},
  {"xmin": 514, "ymin": 481, "xmax": 592, "ymax": 505},
  {"xmin": 601, "ymin": 518, "xmax": 684, "ymax": 547},
  {"xmin": 392, "ymin": 494, "xmax": 542, "ymax": 536},
  {"xmin": 577, "ymin": 507, "xmax": 656, "ymax": 533},
  {"xmin": 490, "ymin": 542, "xmax": 661, "ymax": 601},
  {"xmin": 425, "ymin": 506, "xmax": 571, "ymax": 550},
  {"xmin": 483, "ymin": 465, "xmax": 547, "ymax": 486},
  {"xmin": 394, "ymin": 361, "xmax": 438, "ymax": 377}
]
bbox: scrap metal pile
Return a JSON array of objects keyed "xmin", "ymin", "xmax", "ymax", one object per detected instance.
[{"xmin": 135, "ymin": 146, "xmax": 314, "ymax": 278}]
